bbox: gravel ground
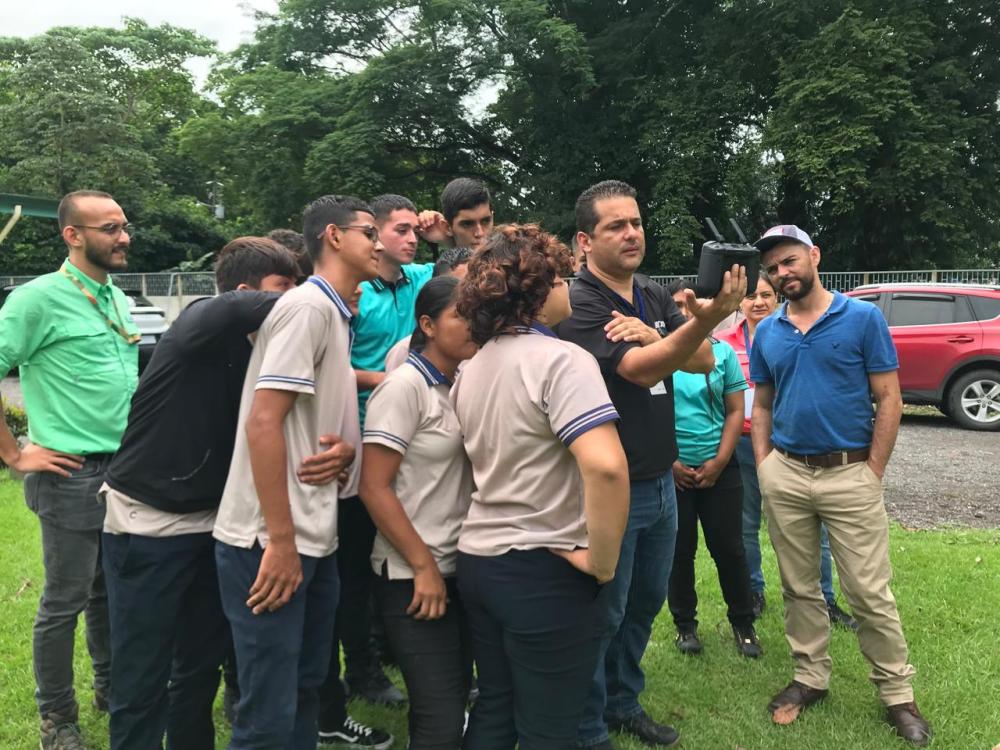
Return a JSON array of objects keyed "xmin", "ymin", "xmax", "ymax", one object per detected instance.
[
  {"xmin": 3, "ymin": 377, "xmax": 998, "ymax": 528},
  {"xmin": 884, "ymin": 411, "xmax": 1000, "ymax": 529}
]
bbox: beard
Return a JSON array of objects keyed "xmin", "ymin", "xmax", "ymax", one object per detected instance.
[
  {"xmin": 779, "ymin": 273, "xmax": 815, "ymax": 301},
  {"xmin": 85, "ymin": 243, "xmax": 128, "ymax": 272}
]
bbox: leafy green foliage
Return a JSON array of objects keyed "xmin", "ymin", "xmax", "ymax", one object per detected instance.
[{"xmin": 1, "ymin": 3, "xmax": 998, "ymax": 275}]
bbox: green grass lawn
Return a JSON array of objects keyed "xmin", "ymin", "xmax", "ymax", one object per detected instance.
[{"xmin": 1, "ymin": 473, "xmax": 998, "ymax": 749}]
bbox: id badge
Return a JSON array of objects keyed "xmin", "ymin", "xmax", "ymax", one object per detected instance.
[{"xmin": 650, "ymin": 381, "xmax": 667, "ymax": 396}]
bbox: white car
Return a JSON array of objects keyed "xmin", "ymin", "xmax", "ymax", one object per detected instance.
[{"xmin": 123, "ymin": 290, "xmax": 169, "ymax": 373}]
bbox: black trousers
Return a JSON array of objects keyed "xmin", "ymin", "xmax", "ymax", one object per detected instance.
[
  {"xmin": 318, "ymin": 496, "xmax": 378, "ymax": 730},
  {"xmin": 103, "ymin": 531, "xmax": 228, "ymax": 750},
  {"xmin": 668, "ymin": 461, "xmax": 755, "ymax": 631},
  {"xmin": 375, "ymin": 575, "xmax": 472, "ymax": 750},
  {"xmin": 457, "ymin": 549, "xmax": 601, "ymax": 750}
]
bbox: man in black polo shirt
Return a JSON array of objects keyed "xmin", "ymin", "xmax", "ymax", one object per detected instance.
[
  {"xmin": 558, "ymin": 180, "xmax": 746, "ymax": 750},
  {"xmin": 100, "ymin": 237, "xmax": 358, "ymax": 750}
]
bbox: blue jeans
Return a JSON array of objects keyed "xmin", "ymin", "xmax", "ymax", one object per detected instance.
[
  {"xmin": 104, "ymin": 531, "xmax": 227, "ymax": 750},
  {"xmin": 216, "ymin": 542, "xmax": 339, "ymax": 750},
  {"xmin": 736, "ymin": 436, "xmax": 837, "ymax": 605},
  {"xmin": 578, "ymin": 475, "xmax": 677, "ymax": 746}
]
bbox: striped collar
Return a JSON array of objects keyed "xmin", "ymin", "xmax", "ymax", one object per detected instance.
[
  {"xmin": 511, "ymin": 321, "xmax": 558, "ymax": 338},
  {"xmin": 370, "ymin": 266, "xmax": 411, "ymax": 292},
  {"xmin": 306, "ymin": 275, "xmax": 353, "ymax": 320},
  {"xmin": 406, "ymin": 351, "xmax": 451, "ymax": 386}
]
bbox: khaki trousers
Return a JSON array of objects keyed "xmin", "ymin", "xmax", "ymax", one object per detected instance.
[{"xmin": 757, "ymin": 450, "xmax": 916, "ymax": 705}]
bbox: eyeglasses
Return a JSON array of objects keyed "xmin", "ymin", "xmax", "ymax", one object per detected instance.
[
  {"xmin": 318, "ymin": 224, "xmax": 379, "ymax": 243},
  {"xmin": 71, "ymin": 223, "xmax": 135, "ymax": 237}
]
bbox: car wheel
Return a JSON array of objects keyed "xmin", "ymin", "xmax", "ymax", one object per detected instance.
[{"xmin": 946, "ymin": 369, "xmax": 1000, "ymax": 431}]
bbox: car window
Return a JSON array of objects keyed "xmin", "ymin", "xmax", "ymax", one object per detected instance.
[
  {"xmin": 968, "ymin": 296, "xmax": 1000, "ymax": 322},
  {"xmin": 888, "ymin": 293, "xmax": 972, "ymax": 326}
]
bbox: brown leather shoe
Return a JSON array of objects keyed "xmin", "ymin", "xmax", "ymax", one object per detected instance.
[
  {"xmin": 767, "ymin": 681, "xmax": 828, "ymax": 725},
  {"xmin": 887, "ymin": 702, "xmax": 932, "ymax": 746}
]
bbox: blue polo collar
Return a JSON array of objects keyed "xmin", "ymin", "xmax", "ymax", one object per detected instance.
[
  {"xmin": 777, "ymin": 290, "xmax": 847, "ymax": 330},
  {"xmin": 406, "ymin": 351, "xmax": 451, "ymax": 386},
  {"xmin": 306, "ymin": 275, "xmax": 353, "ymax": 320},
  {"xmin": 510, "ymin": 321, "xmax": 558, "ymax": 338},
  {"xmin": 370, "ymin": 266, "xmax": 411, "ymax": 293}
]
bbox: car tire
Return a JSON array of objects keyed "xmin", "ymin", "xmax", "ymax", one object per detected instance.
[{"xmin": 946, "ymin": 369, "xmax": 1000, "ymax": 431}]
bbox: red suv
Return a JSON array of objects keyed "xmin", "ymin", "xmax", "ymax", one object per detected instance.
[{"xmin": 846, "ymin": 283, "xmax": 1000, "ymax": 430}]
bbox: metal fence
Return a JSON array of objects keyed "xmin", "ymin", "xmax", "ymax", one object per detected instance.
[
  {"xmin": 649, "ymin": 269, "xmax": 1000, "ymax": 292},
  {"xmin": 0, "ymin": 271, "xmax": 218, "ymax": 296},
  {"xmin": 4, "ymin": 268, "xmax": 999, "ymax": 303}
]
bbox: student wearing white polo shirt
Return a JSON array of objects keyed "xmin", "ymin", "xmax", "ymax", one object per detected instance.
[
  {"xmin": 360, "ymin": 276, "xmax": 478, "ymax": 749},
  {"xmin": 452, "ymin": 224, "xmax": 630, "ymax": 750},
  {"xmin": 213, "ymin": 195, "xmax": 381, "ymax": 750}
]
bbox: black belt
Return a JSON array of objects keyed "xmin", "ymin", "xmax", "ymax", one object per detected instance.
[{"xmin": 778, "ymin": 447, "xmax": 869, "ymax": 468}]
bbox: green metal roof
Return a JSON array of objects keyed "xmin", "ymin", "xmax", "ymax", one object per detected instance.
[{"xmin": 0, "ymin": 193, "xmax": 59, "ymax": 219}]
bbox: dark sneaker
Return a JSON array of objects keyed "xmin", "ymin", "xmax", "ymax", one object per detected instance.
[
  {"xmin": 223, "ymin": 683, "xmax": 239, "ymax": 726},
  {"xmin": 608, "ymin": 709, "xmax": 679, "ymax": 746},
  {"xmin": 347, "ymin": 668, "xmax": 406, "ymax": 707},
  {"xmin": 732, "ymin": 624, "xmax": 763, "ymax": 658},
  {"xmin": 675, "ymin": 629, "xmax": 703, "ymax": 655},
  {"xmin": 92, "ymin": 686, "xmax": 109, "ymax": 713},
  {"xmin": 318, "ymin": 716, "xmax": 394, "ymax": 748},
  {"xmin": 40, "ymin": 719, "xmax": 86, "ymax": 750},
  {"xmin": 887, "ymin": 701, "xmax": 932, "ymax": 746},
  {"xmin": 827, "ymin": 601, "xmax": 859, "ymax": 631},
  {"xmin": 751, "ymin": 591, "xmax": 766, "ymax": 619}
]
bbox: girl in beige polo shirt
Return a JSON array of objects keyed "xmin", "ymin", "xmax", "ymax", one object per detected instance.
[
  {"xmin": 360, "ymin": 276, "xmax": 478, "ymax": 749},
  {"xmin": 451, "ymin": 224, "xmax": 630, "ymax": 750}
]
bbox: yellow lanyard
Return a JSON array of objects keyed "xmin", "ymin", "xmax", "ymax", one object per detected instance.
[{"xmin": 59, "ymin": 267, "xmax": 140, "ymax": 345}]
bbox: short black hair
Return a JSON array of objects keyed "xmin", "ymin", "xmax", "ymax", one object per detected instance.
[
  {"xmin": 441, "ymin": 178, "xmax": 491, "ymax": 223},
  {"xmin": 266, "ymin": 228, "xmax": 305, "ymax": 254},
  {"xmin": 58, "ymin": 190, "xmax": 115, "ymax": 230},
  {"xmin": 575, "ymin": 180, "xmax": 637, "ymax": 235},
  {"xmin": 410, "ymin": 276, "xmax": 460, "ymax": 351},
  {"xmin": 215, "ymin": 237, "xmax": 299, "ymax": 293},
  {"xmin": 666, "ymin": 278, "xmax": 696, "ymax": 296},
  {"xmin": 302, "ymin": 195, "xmax": 374, "ymax": 262},
  {"xmin": 433, "ymin": 246, "xmax": 472, "ymax": 277},
  {"xmin": 267, "ymin": 229, "xmax": 311, "ymax": 280},
  {"xmin": 370, "ymin": 194, "xmax": 417, "ymax": 224}
]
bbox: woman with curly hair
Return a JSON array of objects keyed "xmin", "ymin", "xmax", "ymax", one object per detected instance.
[{"xmin": 451, "ymin": 224, "xmax": 630, "ymax": 749}]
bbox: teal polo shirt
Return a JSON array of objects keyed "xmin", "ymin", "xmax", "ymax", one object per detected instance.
[
  {"xmin": 352, "ymin": 262, "xmax": 434, "ymax": 424},
  {"xmin": 673, "ymin": 340, "xmax": 748, "ymax": 466}
]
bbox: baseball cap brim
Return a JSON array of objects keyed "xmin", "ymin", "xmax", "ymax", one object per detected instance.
[{"xmin": 754, "ymin": 235, "xmax": 812, "ymax": 254}]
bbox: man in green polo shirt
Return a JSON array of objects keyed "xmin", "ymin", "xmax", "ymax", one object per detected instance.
[{"xmin": 0, "ymin": 190, "xmax": 139, "ymax": 750}]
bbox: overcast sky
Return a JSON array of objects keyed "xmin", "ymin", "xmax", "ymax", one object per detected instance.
[{"xmin": 5, "ymin": 0, "xmax": 278, "ymax": 84}]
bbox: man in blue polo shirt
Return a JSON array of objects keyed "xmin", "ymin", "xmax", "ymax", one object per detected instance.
[{"xmin": 749, "ymin": 225, "xmax": 931, "ymax": 746}]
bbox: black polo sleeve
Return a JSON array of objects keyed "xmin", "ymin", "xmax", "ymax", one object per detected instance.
[
  {"xmin": 557, "ymin": 286, "xmax": 639, "ymax": 378},
  {"xmin": 174, "ymin": 291, "xmax": 279, "ymax": 355},
  {"xmin": 645, "ymin": 282, "xmax": 688, "ymax": 334}
]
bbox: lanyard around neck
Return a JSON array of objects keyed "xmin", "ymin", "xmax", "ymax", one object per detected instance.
[{"xmin": 60, "ymin": 267, "xmax": 140, "ymax": 345}]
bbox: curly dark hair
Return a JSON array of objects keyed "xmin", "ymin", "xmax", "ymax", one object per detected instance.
[{"xmin": 457, "ymin": 224, "xmax": 573, "ymax": 346}]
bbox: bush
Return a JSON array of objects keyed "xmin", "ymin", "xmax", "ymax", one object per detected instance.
[
  {"xmin": 2, "ymin": 403, "xmax": 28, "ymax": 468},
  {"xmin": 3, "ymin": 402, "xmax": 27, "ymax": 439}
]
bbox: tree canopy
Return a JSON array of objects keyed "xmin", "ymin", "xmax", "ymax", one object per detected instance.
[{"xmin": 2, "ymin": 2, "xmax": 998, "ymax": 275}]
